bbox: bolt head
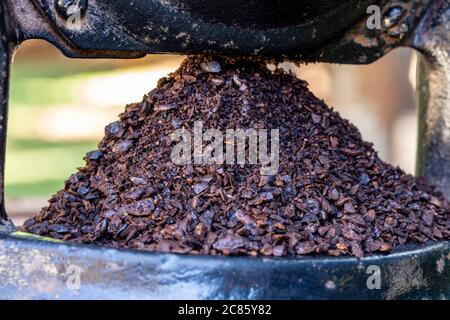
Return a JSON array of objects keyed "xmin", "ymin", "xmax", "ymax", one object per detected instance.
[
  {"xmin": 55, "ymin": 0, "xmax": 88, "ymax": 20},
  {"xmin": 383, "ymin": 7, "xmax": 404, "ymax": 29}
]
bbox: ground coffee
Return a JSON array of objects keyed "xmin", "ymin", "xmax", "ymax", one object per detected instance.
[{"xmin": 21, "ymin": 56, "xmax": 450, "ymax": 257}]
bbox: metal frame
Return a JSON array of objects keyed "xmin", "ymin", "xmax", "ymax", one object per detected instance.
[
  {"xmin": 0, "ymin": 0, "xmax": 448, "ymax": 299},
  {"xmin": 6, "ymin": 0, "xmax": 428, "ymax": 61},
  {"xmin": 415, "ymin": 0, "xmax": 450, "ymax": 199}
]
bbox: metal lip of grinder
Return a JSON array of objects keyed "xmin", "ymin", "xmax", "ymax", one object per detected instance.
[{"xmin": 0, "ymin": 0, "xmax": 449, "ymax": 299}]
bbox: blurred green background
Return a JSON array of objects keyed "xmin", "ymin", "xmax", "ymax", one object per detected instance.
[
  {"xmin": 6, "ymin": 40, "xmax": 184, "ymax": 222},
  {"xmin": 6, "ymin": 40, "xmax": 417, "ymax": 224},
  {"xmin": 8, "ymin": 59, "xmax": 97, "ymax": 198}
]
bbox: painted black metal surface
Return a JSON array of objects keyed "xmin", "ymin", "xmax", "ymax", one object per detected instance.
[
  {"xmin": 0, "ymin": 0, "xmax": 449, "ymax": 300},
  {"xmin": 0, "ymin": 234, "xmax": 449, "ymax": 299},
  {"xmin": 5, "ymin": 0, "xmax": 427, "ymax": 62}
]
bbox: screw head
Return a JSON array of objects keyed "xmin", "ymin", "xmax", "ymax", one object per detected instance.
[
  {"xmin": 383, "ymin": 7, "xmax": 404, "ymax": 29},
  {"xmin": 55, "ymin": 0, "xmax": 88, "ymax": 20}
]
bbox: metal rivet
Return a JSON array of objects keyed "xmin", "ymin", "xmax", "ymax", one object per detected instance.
[
  {"xmin": 383, "ymin": 7, "xmax": 404, "ymax": 29},
  {"xmin": 55, "ymin": 0, "xmax": 88, "ymax": 20}
]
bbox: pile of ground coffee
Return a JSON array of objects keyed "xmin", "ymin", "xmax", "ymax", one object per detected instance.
[{"xmin": 22, "ymin": 56, "xmax": 450, "ymax": 257}]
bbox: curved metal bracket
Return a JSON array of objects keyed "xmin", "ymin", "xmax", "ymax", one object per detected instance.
[{"xmin": 0, "ymin": 0, "xmax": 445, "ymax": 228}]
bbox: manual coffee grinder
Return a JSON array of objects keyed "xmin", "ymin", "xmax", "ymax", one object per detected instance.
[{"xmin": 0, "ymin": 0, "xmax": 449, "ymax": 299}]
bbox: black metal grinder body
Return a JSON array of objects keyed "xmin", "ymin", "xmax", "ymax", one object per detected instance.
[{"xmin": 0, "ymin": 0, "xmax": 449, "ymax": 299}]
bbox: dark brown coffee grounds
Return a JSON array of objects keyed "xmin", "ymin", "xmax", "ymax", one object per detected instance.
[{"xmin": 21, "ymin": 56, "xmax": 450, "ymax": 257}]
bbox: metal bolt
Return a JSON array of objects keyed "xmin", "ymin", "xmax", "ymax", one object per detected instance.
[
  {"xmin": 55, "ymin": 0, "xmax": 88, "ymax": 20},
  {"xmin": 383, "ymin": 7, "xmax": 404, "ymax": 29},
  {"xmin": 388, "ymin": 23, "xmax": 409, "ymax": 39}
]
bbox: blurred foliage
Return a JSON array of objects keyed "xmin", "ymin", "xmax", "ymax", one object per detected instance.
[
  {"xmin": 10, "ymin": 63, "xmax": 120, "ymax": 107},
  {"xmin": 6, "ymin": 63, "xmax": 99, "ymax": 198}
]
